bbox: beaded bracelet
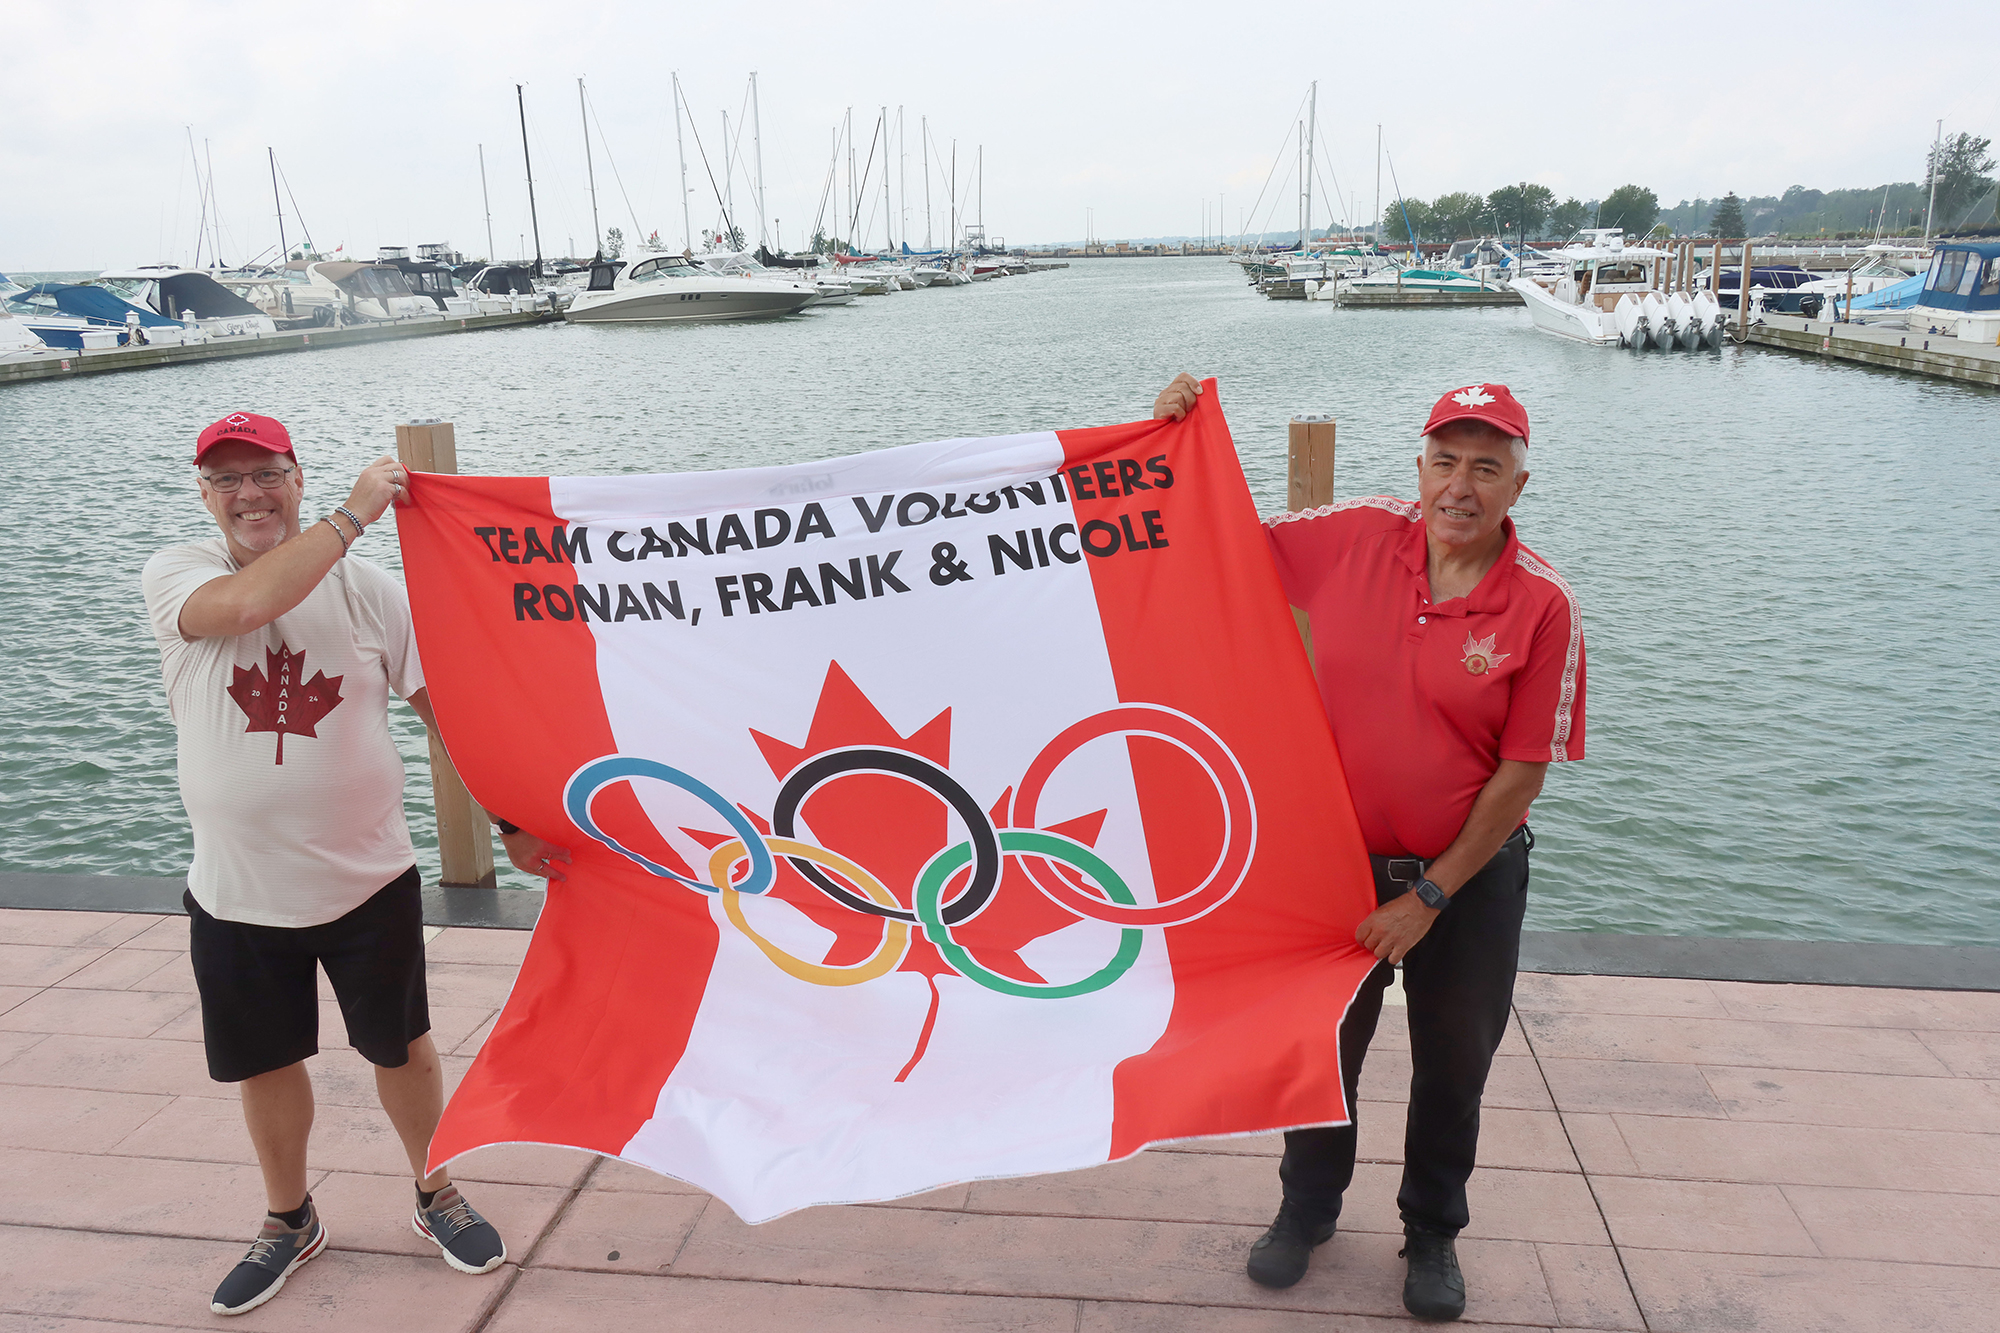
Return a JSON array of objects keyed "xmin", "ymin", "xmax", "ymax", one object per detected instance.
[
  {"xmin": 335, "ymin": 506, "xmax": 367, "ymax": 540},
  {"xmin": 320, "ymin": 517, "xmax": 351, "ymax": 553}
]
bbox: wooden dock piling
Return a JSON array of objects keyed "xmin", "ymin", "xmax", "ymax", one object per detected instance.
[
  {"xmin": 394, "ymin": 419, "xmax": 498, "ymax": 890},
  {"xmin": 1286, "ymin": 413, "xmax": 1336, "ymax": 655}
]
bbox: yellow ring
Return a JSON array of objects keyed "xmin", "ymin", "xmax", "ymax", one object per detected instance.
[{"xmin": 709, "ymin": 837, "xmax": 909, "ymax": 986}]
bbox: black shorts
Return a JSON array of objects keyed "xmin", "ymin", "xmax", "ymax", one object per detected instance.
[{"xmin": 185, "ymin": 867, "xmax": 430, "ymax": 1083}]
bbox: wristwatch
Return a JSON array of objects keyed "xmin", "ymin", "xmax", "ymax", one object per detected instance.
[{"xmin": 1410, "ymin": 878, "xmax": 1449, "ymax": 910}]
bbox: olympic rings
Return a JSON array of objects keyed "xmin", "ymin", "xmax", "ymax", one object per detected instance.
[
  {"xmin": 564, "ymin": 755, "xmax": 775, "ymax": 896},
  {"xmin": 710, "ymin": 837, "xmax": 909, "ymax": 986},
  {"xmin": 1010, "ymin": 705, "xmax": 1254, "ymax": 928},
  {"xmin": 915, "ymin": 830, "xmax": 1143, "ymax": 999},
  {"xmin": 771, "ymin": 747, "xmax": 1000, "ymax": 927},
  {"xmin": 562, "ymin": 702, "xmax": 1256, "ymax": 1000}
]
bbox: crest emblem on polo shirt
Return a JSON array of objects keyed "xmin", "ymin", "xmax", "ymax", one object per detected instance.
[
  {"xmin": 1451, "ymin": 386, "xmax": 1495, "ymax": 407},
  {"xmin": 1460, "ymin": 632, "xmax": 1509, "ymax": 676}
]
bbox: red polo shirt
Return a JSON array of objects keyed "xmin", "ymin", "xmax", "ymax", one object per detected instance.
[{"xmin": 1265, "ymin": 497, "xmax": 1585, "ymax": 859}]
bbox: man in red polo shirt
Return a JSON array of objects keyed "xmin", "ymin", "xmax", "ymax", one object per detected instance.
[{"xmin": 1155, "ymin": 375, "xmax": 1585, "ymax": 1322}]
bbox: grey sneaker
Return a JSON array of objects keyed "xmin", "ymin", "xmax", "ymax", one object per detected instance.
[
  {"xmin": 1401, "ymin": 1229, "xmax": 1467, "ymax": 1321},
  {"xmin": 413, "ymin": 1184, "xmax": 506, "ymax": 1274},
  {"xmin": 210, "ymin": 1200, "xmax": 328, "ymax": 1315}
]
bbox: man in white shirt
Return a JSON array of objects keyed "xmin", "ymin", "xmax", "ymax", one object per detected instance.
[{"xmin": 142, "ymin": 412, "xmax": 566, "ymax": 1316}]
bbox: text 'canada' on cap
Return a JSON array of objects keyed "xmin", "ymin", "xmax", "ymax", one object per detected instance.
[
  {"xmin": 195, "ymin": 412, "xmax": 294, "ymax": 465},
  {"xmin": 1421, "ymin": 383, "xmax": 1530, "ymax": 447}
]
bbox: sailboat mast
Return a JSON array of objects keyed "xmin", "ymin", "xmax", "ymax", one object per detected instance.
[
  {"xmin": 722, "ymin": 110, "xmax": 735, "ymax": 247},
  {"xmin": 517, "ymin": 83, "xmax": 545, "ymax": 276},
  {"xmin": 1374, "ymin": 124, "xmax": 1382, "ymax": 245},
  {"xmin": 579, "ymin": 78, "xmax": 601, "ymax": 259},
  {"xmin": 185, "ymin": 128, "xmax": 206, "ymax": 269},
  {"xmin": 268, "ymin": 148, "xmax": 287, "ymax": 261},
  {"xmin": 751, "ymin": 72, "xmax": 766, "ymax": 249},
  {"xmin": 898, "ymin": 108, "xmax": 906, "ymax": 250},
  {"xmin": 672, "ymin": 75, "xmax": 692, "ymax": 253},
  {"xmin": 1304, "ymin": 81, "xmax": 1316, "ymax": 246},
  {"xmin": 205, "ymin": 138, "xmax": 222, "ymax": 268},
  {"xmin": 478, "ymin": 144, "xmax": 495, "ymax": 261},
  {"xmin": 881, "ymin": 106, "xmax": 891, "ymax": 251},
  {"xmin": 977, "ymin": 145, "xmax": 983, "ymax": 234},
  {"xmin": 1923, "ymin": 118, "xmax": 1943, "ymax": 242},
  {"xmin": 846, "ymin": 108, "xmax": 855, "ymax": 251},
  {"xmin": 923, "ymin": 116, "xmax": 932, "ymax": 248}
]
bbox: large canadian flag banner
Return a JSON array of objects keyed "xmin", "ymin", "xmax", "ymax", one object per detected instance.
[{"xmin": 399, "ymin": 382, "xmax": 1381, "ymax": 1223}]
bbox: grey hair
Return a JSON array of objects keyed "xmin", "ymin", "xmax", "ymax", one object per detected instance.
[{"xmin": 1419, "ymin": 433, "xmax": 1528, "ymax": 478}]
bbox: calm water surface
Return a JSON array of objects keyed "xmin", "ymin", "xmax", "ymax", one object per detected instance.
[{"xmin": 3, "ymin": 258, "xmax": 1996, "ymax": 944}]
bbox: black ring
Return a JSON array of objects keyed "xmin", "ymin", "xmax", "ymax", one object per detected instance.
[{"xmin": 770, "ymin": 747, "xmax": 1000, "ymax": 927}]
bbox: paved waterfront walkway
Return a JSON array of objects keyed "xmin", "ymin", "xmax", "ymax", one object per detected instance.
[{"xmin": 1, "ymin": 909, "xmax": 1994, "ymax": 1332}]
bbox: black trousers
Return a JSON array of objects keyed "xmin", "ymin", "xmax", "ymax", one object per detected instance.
[{"xmin": 1278, "ymin": 826, "xmax": 1530, "ymax": 1238}]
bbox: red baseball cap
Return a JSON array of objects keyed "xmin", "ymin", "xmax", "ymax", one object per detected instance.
[
  {"xmin": 1421, "ymin": 383, "xmax": 1530, "ymax": 446},
  {"xmin": 195, "ymin": 412, "xmax": 295, "ymax": 464}
]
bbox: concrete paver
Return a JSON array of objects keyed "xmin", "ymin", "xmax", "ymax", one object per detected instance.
[
  {"xmin": 485, "ymin": 1268, "xmax": 1078, "ymax": 1333},
  {"xmin": 0, "ymin": 909, "xmax": 1991, "ymax": 1332}
]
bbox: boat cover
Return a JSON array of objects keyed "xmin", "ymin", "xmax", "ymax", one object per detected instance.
[
  {"xmin": 158, "ymin": 273, "xmax": 265, "ymax": 318},
  {"xmin": 22, "ymin": 283, "xmax": 180, "ymax": 326},
  {"xmin": 756, "ymin": 246, "xmax": 816, "ymax": 269},
  {"xmin": 1917, "ymin": 241, "xmax": 2000, "ymax": 313}
]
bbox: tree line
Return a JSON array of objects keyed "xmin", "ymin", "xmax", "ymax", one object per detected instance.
[
  {"xmin": 1382, "ymin": 184, "xmax": 1657, "ymax": 244},
  {"xmin": 1381, "ymin": 133, "xmax": 1994, "ymax": 244}
]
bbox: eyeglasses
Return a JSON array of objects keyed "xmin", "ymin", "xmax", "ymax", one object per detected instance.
[{"xmin": 199, "ymin": 466, "xmax": 296, "ymax": 493}]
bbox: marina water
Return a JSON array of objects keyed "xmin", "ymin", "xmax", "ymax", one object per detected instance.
[{"xmin": 3, "ymin": 257, "xmax": 1995, "ymax": 946}]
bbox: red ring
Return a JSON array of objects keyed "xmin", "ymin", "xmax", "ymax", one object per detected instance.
[{"xmin": 1009, "ymin": 704, "xmax": 1253, "ymax": 927}]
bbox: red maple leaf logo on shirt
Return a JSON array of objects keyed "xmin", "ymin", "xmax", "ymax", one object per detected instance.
[{"xmin": 225, "ymin": 643, "xmax": 344, "ymax": 764}]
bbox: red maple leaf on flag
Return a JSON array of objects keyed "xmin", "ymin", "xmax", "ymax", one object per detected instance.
[
  {"xmin": 738, "ymin": 662, "xmax": 1109, "ymax": 1079},
  {"xmin": 225, "ymin": 643, "xmax": 344, "ymax": 764}
]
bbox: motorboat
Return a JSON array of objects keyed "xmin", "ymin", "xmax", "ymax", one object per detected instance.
[
  {"xmin": 304, "ymin": 262, "xmax": 437, "ymax": 322},
  {"xmin": 0, "ymin": 305, "xmax": 60, "ymax": 363},
  {"xmin": 1804, "ymin": 245, "xmax": 1927, "ymax": 319},
  {"xmin": 1340, "ymin": 263, "xmax": 1510, "ymax": 297},
  {"xmin": 1511, "ymin": 230, "xmax": 1724, "ymax": 349},
  {"xmin": 561, "ymin": 254, "xmax": 817, "ymax": 323},
  {"xmin": 1713, "ymin": 263, "xmax": 1819, "ymax": 314},
  {"xmin": 96, "ymin": 267, "xmax": 277, "ymax": 338},
  {"xmin": 377, "ymin": 249, "xmax": 481, "ymax": 315},
  {"xmin": 1876, "ymin": 241, "xmax": 2000, "ymax": 340},
  {"xmin": 1, "ymin": 280, "xmax": 187, "ymax": 349}
]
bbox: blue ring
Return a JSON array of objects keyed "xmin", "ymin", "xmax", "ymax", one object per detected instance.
[{"xmin": 563, "ymin": 755, "xmax": 775, "ymax": 896}]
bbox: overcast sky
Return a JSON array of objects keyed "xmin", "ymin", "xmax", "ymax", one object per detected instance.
[{"xmin": 6, "ymin": 0, "xmax": 1995, "ymax": 270}]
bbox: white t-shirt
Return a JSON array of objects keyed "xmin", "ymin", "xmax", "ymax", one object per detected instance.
[{"xmin": 142, "ymin": 538, "xmax": 426, "ymax": 927}]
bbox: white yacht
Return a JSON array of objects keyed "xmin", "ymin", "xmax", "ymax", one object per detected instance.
[
  {"xmin": 563, "ymin": 255, "xmax": 817, "ymax": 323},
  {"xmin": 1510, "ymin": 230, "xmax": 1726, "ymax": 349},
  {"xmin": 97, "ymin": 267, "xmax": 277, "ymax": 339}
]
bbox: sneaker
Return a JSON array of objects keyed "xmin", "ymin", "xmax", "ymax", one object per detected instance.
[
  {"xmin": 1400, "ymin": 1229, "xmax": 1467, "ymax": 1321},
  {"xmin": 413, "ymin": 1184, "xmax": 507, "ymax": 1274},
  {"xmin": 210, "ymin": 1200, "xmax": 328, "ymax": 1315},
  {"xmin": 1245, "ymin": 1201, "xmax": 1337, "ymax": 1289}
]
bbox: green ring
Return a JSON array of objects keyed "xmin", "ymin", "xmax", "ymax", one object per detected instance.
[{"xmin": 913, "ymin": 829, "xmax": 1144, "ymax": 999}]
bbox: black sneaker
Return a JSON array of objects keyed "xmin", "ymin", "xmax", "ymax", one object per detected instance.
[
  {"xmin": 210, "ymin": 1200, "xmax": 328, "ymax": 1315},
  {"xmin": 1245, "ymin": 1201, "xmax": 1337, "ymax": 1288},
  {"xmin": 413, "ymin": 1184, "xmax": 507, "ymax": 1274},
  {"xmin": 1400, "ymin": 1229, "xmax": 1467, "ymax": 1321}
]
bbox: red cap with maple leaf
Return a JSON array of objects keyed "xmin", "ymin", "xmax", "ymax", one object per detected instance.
[
  {"xmin": 1421, "ymin": 383, "xmax": 1530, "ymax": 446},
  {"xmin": 195, "ymin": 412, "xmax": 295, "ymax": 464}
]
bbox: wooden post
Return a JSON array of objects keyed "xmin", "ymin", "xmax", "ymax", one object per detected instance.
[
  {"xmin": 1710, "ymin": 239, "xmax": 1722, "ymax": 293},
  {"xmin": 1286, "ymin": 414, "xmax": 1336, "ymax": 657},
  {"xmin": 1738, "ymin": 239, "xmax": 1754, "ymax": 336},
  {"xmin": 1287, "ymin": 413, "xmax": 1337, "ymax": 512},
  {"xmin": 394, "ymin": 419, "xmax": 498, "ymax": 890},
  {"xmin": 1843, "ymin": 268, "xmax": 1854, "ymax": 323}
]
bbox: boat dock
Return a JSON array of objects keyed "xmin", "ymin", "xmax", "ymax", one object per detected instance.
[
  {"xmin": 0, "ymin": 309, "xmax": 559, "ymax": 387},
  {"xmin": 0, "ymin": 883, "xmax": 1994, "ymax": 1332},
  {"xmin": 1745, "ymin": 313, "xmax": 2000, "ymax": 388},
  {"xmin": 1334, "ymin": 288, "xmax": 1522, "ymax": 309}
]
